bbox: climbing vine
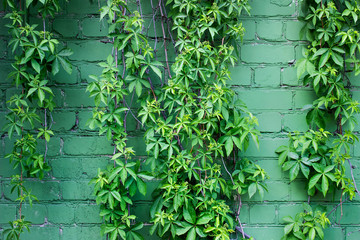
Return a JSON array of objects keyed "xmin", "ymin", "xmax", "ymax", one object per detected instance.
[
  {"xmin": 137, "ymin": 0, "xmax": 267, "ymax": 240},
  {"xmin": 87, "ymin": 1, "xmax": 156, "ymax": 239},
  {"xmin": 3, "ymin": 0, "xmax": 72, "ymax": 239},
  {"xmin": 277, "ymin": 0, "xmax": 360, "ymax": 239}
]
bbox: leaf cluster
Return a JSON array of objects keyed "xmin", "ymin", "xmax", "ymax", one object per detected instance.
[
  {"xmin": 282, "ymin": 203, "xmax": 330, "ymax": 240},
  {"xmin": 3, "ymin": 1, "xmax": 72, "ymax": 239},
  {"xmin": 276, "ymin": 129, "xmax": 356, "ymax": 198}
]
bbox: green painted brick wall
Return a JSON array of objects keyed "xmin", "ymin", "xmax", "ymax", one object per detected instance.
[{"xmin": 0, "ymin": 0, "xmax": 360, "ymax": 239}]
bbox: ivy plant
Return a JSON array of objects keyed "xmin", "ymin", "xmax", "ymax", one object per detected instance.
[
  {"xmin": 87, "ymin": 1, "xmax": 158, "ymax": 239},
  {"xmin": 3, "ymin": 0, "xmax": 72, "ymax": 239},
  {"xmin": 135, "ymin": 0, "xmax": 267, "ymax": 239},
  {"xmin": 279, "ymin": 0, "xmax": 360, "ymax": 239},
  {"xmin": 282, "ymin": 203, "xmax": 330, "ymax": 240}
]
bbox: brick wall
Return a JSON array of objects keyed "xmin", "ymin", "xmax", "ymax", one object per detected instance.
[{"xmin": 0, "ymin": 0, "xmax": 359, "ymax": 239}]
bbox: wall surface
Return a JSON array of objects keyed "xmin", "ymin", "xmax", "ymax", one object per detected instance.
[{"xmin": 0, "ymin": 0, "xmax": 360, "ymax": 239}]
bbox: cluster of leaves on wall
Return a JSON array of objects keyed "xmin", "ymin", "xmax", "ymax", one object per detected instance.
[
  {"xmin": 2, "ymin": 0, "xmax": 72, "ymax": 239},
  {"xmin": 86, "ymin": 1, "xmax": 156, "ymax": 239},
  {"xmin": 277, "ymin": 0, "xmax": 360, "ymax": 239},
  {"xmin": 139, "ymin": 0, "xmax": 268, "ymax": 240},
  {"xmin": 88, "ymin": 0, "xmax": 268, "ymax": 240}
]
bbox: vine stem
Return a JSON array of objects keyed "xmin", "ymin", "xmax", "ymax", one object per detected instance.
[
  {"xmin": 158, "ymin": 0, "xmax": 172, "ymax": 79},
  {"xmin": 347, "ymin": 159, "xmax": 360, "ymax": 198},
  {"xmin": 235, "ymin": 196, "xmax": 254, "ymax": 240}
]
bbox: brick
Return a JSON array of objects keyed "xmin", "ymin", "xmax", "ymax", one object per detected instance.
[
  {"xmin": 254, "ymin": 67, "xmax": 280, "ymax": 87},
  {"xmin": 242, "ymin": 20, "xmax": 256, "ymax": 41},
  {"xmin": 132, "ymin": 181, "xmax": 160, "ymax": 201},
  {"xmin": 294, "ymin": 90, "xmax": 317, "ymax": 109},
  {"xmin": 256, "ymin": 112, "xmax": 282, "ymax": 132},
  {"xmin": 295, "ymin": 44, "xmax": 305, "ymax": 60},
  {"xmin": 63, "ymin": 136, "xmax": 113, "ymax": 155},
  {"xmin": 79, "ymin": 63, "xmax": 103, "ymax": 83},
  {"xmin": 257, "ymin": 21, "xmax": 283, "ymax": 41},
  {"xmin": 251, "ymin": 0, "xmax": 296, "ymax": 16},
  {"xmin": 347, "ymin": 227, "xmax": 360, "ymax": 240},
  {"xmin": 36, "ymin": 137, "xmax": 62, "ymax": 157},
  {"xmin": 60, "ymin": 226, "xmax": 104, "ymax": 240},
  {"xmin": 78, "ymin": 110, "xmax": 93, "ymax": 131},
  {"xmin": 133, "ymin": 203, "xmax": 152, "ymax": 222},
  {"xmin": 82, "ymin": 18, "xmax": 108, "ymax": 37},
  {"xmin": 289, "ymin": 180, "xmax": 308, "ymax": 201},
  {"xmin": 349, "ymin": 71, "xmax": 360, "ymax": 87},
  {"xmin": 335, "ymin": 204, "xmax": 360, "ymax": 224},
  {"xmin": 0, "ymin": 62, "xmax": 13, "ymax": 84},
  {"xmin": 323, "ymin": 228, "xmax": 345, "ymax": 240},
  {"xmin": 243, "ymin": 227, "xmax": 284, "ymax": 240},
  {"xmin": 3, "ymin": 181, "xmax": 60, "ymax": 201},
  {"xmin": 0, "ymin": 204, "xmax": 16, "ymax": 224},
  {"xmin": 0, "ymin": 18, "xmax": 10, "ymax": 37},
  {"xmin": 67, "ymin": 0, "xmax": 105, "ymax": 14},
  {"xmin": 28, "ymin": 181, "xmax": 61, "ymax": 201},
  {"xmin": 127, "ymin": 137, "xmax": 147, "ymax": 156},
  {"xmin": 53, "ymin": 19, "xmax": 79, "ymax": 37},
  {"xmin": 245, "ymin": 181, "xmax": 289, "ymax": 202},
  {"xmin": 282, "ymin": 67, "xmax": 299, "ymax": 86},
  {"xmin": 68, "ymin": 41, "xmax": 112, "ymax": 61},
  {"xmin": 278, "ymin": 204, "xmax": 303, "ymax": 223},
  {"xmin": 52, "ymin": 65, "xmax": 79, "ymax": 84},
  {"xmin": 229, "ymin": 65, "xmax": 252, "ymax": 86},
  {"xmin": 22, "ymin": 204, "xmax": 47, "ymax": 224},
  {"xmin": 144, "ymin": 17, "xmax": 165, "ymax": 38},
  {"xmin": 241, "ymin": 44, "xmax": 294, "ymax": 64},
  {"xmin": 286, "ymin": 21, "xmax": 306, "ymax": 41},
  {"xmin": 51, "ymin": 157, "xmax": 109, "ymax": 179},
  {"xmin": 235, "ymin": 89, "xmax": 292, "ymax": 110},
  {"xmin": 0, "ymin": 159, "xmax": 20, "ymax": 177},
  {"xmin": 250, "ymin": 204, "xmax": 276, "ymax": 224},
  {"xmin": 257, "ymin": 159, "xmax": 283, "ymax": 180},
  {"xmin": 75, "ymin": 204, "xmax": 102, "ymax": 223},
  {"xmin": 283, "ymin": 112, "xmax": 308, "ymax": 132},
  {"xmin": 352, "ymin": 91, "xmax": 360, "ymax": 102},
  {"xmin": 63, "ymin": 88, "xmax": 96, "ymax": 107},
  {"xmin": 246, "ymin": 137, "xmax": 288, "ymax": 157},
  {"xmin": 48, "ymin": 204, "xmax": 75, "ymax": 224},
  {"xmin": 61, "ymin": 181, "xmax": 94, "ymax": 200},
  {"xmin": 51, "ymin": 112, "xmax": 76, "ymax": 131},
  {"xmin": 21, "ymin": 227, "xmax": 60, "ymax": 240},
  {"xmin": 0, "ymin": 39, "xmax": 7, "ymax": 59}
]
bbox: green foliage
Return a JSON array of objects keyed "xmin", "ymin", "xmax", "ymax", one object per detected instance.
[
  {"xmin": 131, "ymin": 0, "xmax": 267, "ymax": 239},
  {"xmin": 87, "ymin": 1, "xmax": 159, "ymax": 239},
  {"xmin": 276, "ymin": 129, "xmax": 356, "ymax": 198},
  {"xmin": 279, "ymin": 0, "xmax": 360, "ymax": 238},
  {"xmin": 297, "ymin": 0, "xmax": 360, "ymax": 130},
  {"xmin": 3, "ymin": 1, "xmax": 72, "ymax": 239},
  {"xmin": 282, "ymin": 203, "xmax": 330, "ymax": 240}
]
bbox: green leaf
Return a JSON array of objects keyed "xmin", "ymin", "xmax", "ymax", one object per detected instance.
[
  {"xmin": 284, "ymin": 223, "xmax": 294, "ymax": 235},
  {"xmin": 308, "ymin": 174, "xmax": 321, "ymax": 189},
  {"xmin": 289, "ymin": 163, "xmax": 300, "ymax": 181},
  {"xmin": 248, "ymin": 182, "xmax": 256, "ymax": 198},
  {"xmin": 137, "ymin": 178, "xmax": 146, "ymax": 196},
  {"xmin": 321, "ymin": 175, "xmax": 329, "ymax": 196},
  {"xmin": 183, "ymin": 207, "xmax": 195, "ymax": 224},
  {"xmin": 186, "ymin": 228, "xmax": 196, "ymax": 240},
  {"xmin": 31, "ymin": 59, "xmax": 40, "ymax": 73},
  {"xmin": 26, "ymin": 0, "xmax": 34, "ymax": 8},
  {"xmin": 319, "ymin": 51, "xmax": 330, "ymax": 68},
  {"xmin": 150, "ymin": 65, "xmax": 162, "ymax": 79},
  {"xmin": 196, "ymin": 214, "xmax": 212, "ymax": 225}
]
